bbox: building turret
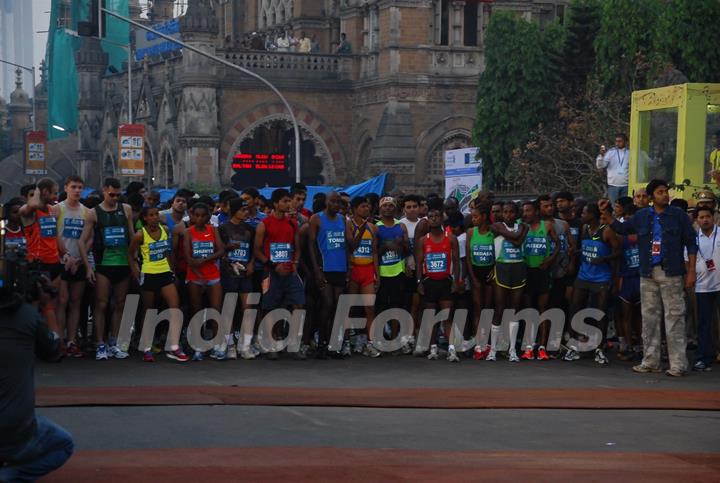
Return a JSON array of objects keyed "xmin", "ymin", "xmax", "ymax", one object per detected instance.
[{"xmin": 8, "ymin": 69, "xmax": 31, "ymax": 150}]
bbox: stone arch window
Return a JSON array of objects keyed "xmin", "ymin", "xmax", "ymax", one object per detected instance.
[
  {"xmin": 434, "ymin": 0, "xmax": 483, "ymax": 47},
  {"xmin": 159, "ymin": 146, "xmax": 175, "ymax": 188},
  {"xmin": 259, "ymin": 0, "xmax": 294, "ymax": 29},
  {"xmin": 428, "ymin": 133, "xmax": 471, "ymax": 192},
  {"xmin": 103, "ymin": 153, "xmax": 115, "ymax": 179}
]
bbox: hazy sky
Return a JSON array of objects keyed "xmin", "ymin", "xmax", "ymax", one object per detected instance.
[{"xmin": 33, "ymin": 0, "xmax": 52, "ymax": 74}]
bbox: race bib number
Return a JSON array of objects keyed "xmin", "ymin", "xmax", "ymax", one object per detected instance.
[
  {"xmin": 381, "ymin": 249, "xmax": 401, "ymax": 265},
  {"xmin": 502, "ymin": 241, "xmax": 522, "ymax": 261},
  {"xmin": 353, "ymin": 238, "xmax": 372, "ymax": 259},
  {"xmin": 63, "ymin": 218, "xmax": 84, "ymax": 239},
  {"xmin": 425, "ymin": 252, "xmax": 448, "ymax": 273},
  {"xmin": 270, "ymin": 242, "xmax": 292, "ymax": 263},
  {"xmin": 5, "ymin": 236, "xmax": 26, "ymax": 251},
  {"xmin": 39, "ymin": 216, "xmax": 57, "ymax": 238},
  {"xmin": 472, "ymin": 244, "xmax": 494, "ymax": 265},
  {"xmin": 326, "ymin": 230, "xmax": 346, "ymax": 250},
  {"xmin": 559, "ymin": 234, "xmax": 568, "ymax": 252},
  {"xmin": 192, "ymin": 241, "xmax": 214, "ymax": 259},
  {"xmin": 103, "ymin": 226, "xmax": 125, "ymax": 247},
  {"xmin": 228, "ymin": 241, "xmax": 250, "ymax": 263},
  {"xmin": 570, "ymin": 227, "xmax": 580, "ymax": 239},
  {"xmin": 582, "ymin": 244, "xmax": 599, "ymax": 262},
  {"xmin": 525, "ymin": 236, "xmax": 548, "ymax": 257},
  {"xmin": 148, "ymin": 239, "xmax": 170, "ymax": 262},
  {"xmin": 624, "ymin": 247, "xmax": 640, "ymax": 269}
]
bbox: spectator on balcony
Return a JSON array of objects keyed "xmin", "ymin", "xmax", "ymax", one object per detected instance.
[
  {"xmin": 298, "ymin": 31, "xmax": 311, "ymax": 53},
  {"xmin": 310, "ymin": 33, "xmax": 320, "ymax": 53},
  {"xmin": 250, "ymin": 32, "xmax": 264, "ymax": 51},
  {"xmin": 335, "ymin": 33, "xmax": 352, "ymax": 54},
  {"xmin": 265, "ymin": 32, "xmax": 277, "ymax": 51},
  {"xmin": 276, "ymin": 30, "xmax": 291, "ymax": 52}
]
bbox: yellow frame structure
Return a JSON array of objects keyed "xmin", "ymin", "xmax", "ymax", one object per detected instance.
[{"xmin": 629, "ymin": 83, "xmax": 720, "ymax": 199}]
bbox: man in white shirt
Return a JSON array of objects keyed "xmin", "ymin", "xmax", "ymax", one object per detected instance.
[
  {"xmin": 691, "ymin": 205, "xmax": 720, "ymax": 371},
  {"xmin": 597, "ymin": 133, "xmax": 629, "ymax": 203}
]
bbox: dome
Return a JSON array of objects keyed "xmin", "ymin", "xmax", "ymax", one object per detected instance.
[{"xmin": 9, "ymin": 69, "xmax": 30, "ymax": 107}]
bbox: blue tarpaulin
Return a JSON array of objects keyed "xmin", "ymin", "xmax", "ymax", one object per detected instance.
[{"xmin": 80, "ymin": 173, "xmax": 388, "ymax": 210}]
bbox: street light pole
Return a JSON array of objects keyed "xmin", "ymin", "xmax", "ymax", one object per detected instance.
[
  {"xmin": 100, "ymin": 7, "xmax": 303, "ymax": 182},
  {"xmin": 0, "ymin": 59, "xmax": 36, "ymax": 131}
]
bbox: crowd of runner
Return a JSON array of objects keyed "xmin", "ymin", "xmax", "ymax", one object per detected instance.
[{"xmin": 3, "ymin": 175, "xmax": 716, "ymax": 376}]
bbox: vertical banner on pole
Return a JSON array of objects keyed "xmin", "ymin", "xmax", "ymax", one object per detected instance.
[
  {"xmin": 118, "ymin": 124, "xmax": 145, "ymax": 176},
  {"xmin": 25, "ymin": 131, "xmax": 48, "ymax": 175},
  {"xmin": 444, "ymin": 147, "xmax": 482, "ymax": 213}
]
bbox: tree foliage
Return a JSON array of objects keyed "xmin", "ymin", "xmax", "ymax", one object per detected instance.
[
  {"xmin": 656, "ymin": 0, "xmax": 720, "ymax": 83},
  {"xmin": 562, "ymin": 0, "xmax": 601, "ymax": 96},
  {"xmin": 472, "ymin": 12, "xmax": 563, "ymax": 186}
]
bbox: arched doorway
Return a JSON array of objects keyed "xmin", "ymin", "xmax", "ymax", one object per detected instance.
[
  {"xmin": 230, "ymin": 120, "xmax": 326, "ymax": 190},
  {"xmin": 427, "ymin": 133, "xmax": 471, "ymax": 194}
]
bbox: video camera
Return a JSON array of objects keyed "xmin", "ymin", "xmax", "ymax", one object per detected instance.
[{"xmin": 0, "ymin": 201, "xmax": 58, "ymax": 303}]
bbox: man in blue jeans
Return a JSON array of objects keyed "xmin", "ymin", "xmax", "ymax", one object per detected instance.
[
  {"xmin": 596, "ymin": 133, "xmax": 629, "ymax": 203},
  {"xmin": 0, "ymin": 289, "xmax": 74, "ymax": 481}
]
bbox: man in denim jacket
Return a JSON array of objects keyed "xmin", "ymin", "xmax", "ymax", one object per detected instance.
[{"xmin": 605, "ymin": 179, "xmax": 697, "ymax": 376}]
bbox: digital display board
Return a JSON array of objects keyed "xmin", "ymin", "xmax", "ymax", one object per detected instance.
[
  {"xmin": 232, "ymin": 153, "xmax": 287, "ymax": 171},
  {"xmin": 231, "ymin": 153, "xmax": 291, "ymax": 188}
]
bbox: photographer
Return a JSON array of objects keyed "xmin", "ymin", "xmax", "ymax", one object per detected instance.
[{"xmin": 0, "ymin": 286, "xmax": 74, "ymax": 480}]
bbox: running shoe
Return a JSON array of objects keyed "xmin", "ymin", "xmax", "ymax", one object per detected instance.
[
  {"xmin": 446, "ymin": 346, "xmax": 459, "ymax": 363},
  {"xmin": 427, "ymin": 344, "xmax": 439, "ymax": 360},
  {"xmin": 240, "ymin": 348, "xmax": 256, "ymax": 360},
  {"xmin": 693, "ymin": 360, "xmax": 712, "ymax": 372},
  {"xmin": 251, "ymin": 341, "xmax": 262, "ymax": 357},
  {"xmin": 473, "ymin": 345, "xmax": 491, "ymax": 360},
  {"xmin": 594, "ymin": 348, "xmax": 609, "ymax": 365},
  {"xmin": 143, "ymin": 350, "xmax": 155, "ymax": 362},
  {"xmin": 363, "ymin": 342, "xmax": 381, "ymax": 358},
  {"xmin": 341, "ymin": 339, "xmax": 353, "ymax": 358},
  {"xmin": 486, "ymin": 349, "xmax": 497, "ymax": 361},
  {"xmin": 109, "ymin": 345, "xmax": 129, "ymax": 359},
  {"xmin": 210, "ymin": 348, "xmax": 227, "ymax": 361},
  {"xmin": 95, "ymin": 344, "xmax": 108, "ymax": 361},
  {"xmin": 294, "ymin": 345, "xmax": 308, "ymax": 360},
  {"xmin": 632, "ymin": 363, "xmax": 662, "ymax": 373},
  {"xmin": 521, "ymin": 346, "xmax": 534, "ymax": 360},
  {"xmin": 66, "ymin": 341, "xmax": 83, "ymax": 358},
  {"xmin": 536, "ymin": 347, "xmax": 549, "ymax": 361},
  {"xmin": 166, "ymin": 348, "xmax": 190, "ymax": 362},
  {"xmin": 192, "ymin": 351, "xmax": 204, "ymax": 361},
  {"xmin": 401, "ymin": 337, "xmax": 413, "ymax": 355},
  {"xmin": 227, "ymin": 345, "xmax": 238, "ymax": 360},
  {"xmin": 508, "ymin": 350, "xmax": 520, "ymax": 363},
  {"xmin": 665, "ymin": 368, "xmax": 685, "ymax": 377},
  {"xmin": 563, "ymin": 346, "xmax": 581, "ymax": 361}
]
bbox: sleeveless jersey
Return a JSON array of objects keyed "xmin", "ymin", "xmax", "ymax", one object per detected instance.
[
  {"xmin": 524, "ymin": 221, "xmax": 550, "ymax": 268},
  {"xmin": 94, "ymin": 204, "xmax": 129, "ymax": 266},
  {"xmin": 376, "ymin": 219, "xmax": 405, "ymax": 277},
  {"xmin": 351, "ymin": 221, "xmax": 374, "ymax": 266},
  {"xmin": 5, "ymin": 226, "xmax": 26, "ymax": 253},
  {"xmin": 58, "ymin": 201, "xmax": 87, "ymax": 259},
  {"xmin": 578, "ymin": 225, "xmax": 612, "ymax": 283},
  {"xmin": 399, "ymin": 217, "xmax": 421, "ymax": 271},
  {"xmin": 262, "ymin": 214, "xmax": 297, "ymax": 272},
  {"xmin": 423, "ymin": 232, "xmax": 452, "ymax": 280},
  {"xmin": 494, "ymin": 223, "xmax": 524, "ymax": 264},
  {"xmin": 620, "ymin": 233, "xmax": 640, "ymax": 278},
  {"xmin": 317, "ymin": 212, "xmax": 347, "ymax": 272},
  {"xmin": 24, "ymin": 207, "xmax": 59, "ymax": 264},
  {"xmin": 550, "ymin": 218, "xmax": 570, "ymax": 278},
  {"xmin": 186, "ymin": 225, "xmax": 220, "ymax": 281},
  {"xmin": 469, "ymin": 227, "xmax": 495, "ymax": 267},
  {"xmin": 140, "ymin": 226, "xmax": 171, "ymax": 274}
]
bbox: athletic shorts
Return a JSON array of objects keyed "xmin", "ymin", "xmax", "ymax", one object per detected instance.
[
  {"xmin": 324, "ymin": 271, "xmax": 347, "ymax": 288},
  {"xmin": 574, "ymin": 278, "xmax": 610, "ymax": 294},
  {"xmin": 494, "ymin": 263, "xmax": 526, "ymax": 290},
  {"xmin": 61, "ymin": 265, "xmax": 86, "ymax": 283},
  {"xmin": 404, "ymin": 270, "xmax": 418, "ymax": 293},
  {"xmin": 188, "ymin": 277, "xmax": 221, "ymax": 287},
  {"xmin": 221, "ymin": 275, "xmax": 254, "ymax": 294},
  {"xmin": 33, "ymin": 262, "xmax": 62, "ymax": 281},
  {"xmin": 471, "ymin": 265, "xmax": 493, "ymax": 285},
  {"xmin": 350, "ymin": 264, "xmax": 376, "ymax": 288},
  {"xmin": 140, "ymin": 272, "xmax": 175, "ymax": 291},
  {"xmin": 618, "ymin": 275, "xmax": 640, "ymax": 305},
  {"xmin": 525, "ymin": 267, "xmax": 552, "ymax": 296},
  {"xmin": 262, "ymin": 271, "xmax": 305, "ymax": 310},
  {"xmin": 96, "ymin": 265, "xmax": 130, "ymax": 284},
  {"xmin": 422, "ymin": 277, "xmax": 452, "ymax": 304}
]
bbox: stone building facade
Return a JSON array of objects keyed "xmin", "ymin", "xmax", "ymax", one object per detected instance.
[{"xmin": 1, "ymin": 0, "xmax": 569, "ymax": 195}]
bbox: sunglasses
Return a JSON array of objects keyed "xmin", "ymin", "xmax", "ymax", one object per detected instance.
[{"xmin": 108, "ymin": 193, "xmax": 121, "ymax": 198}]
